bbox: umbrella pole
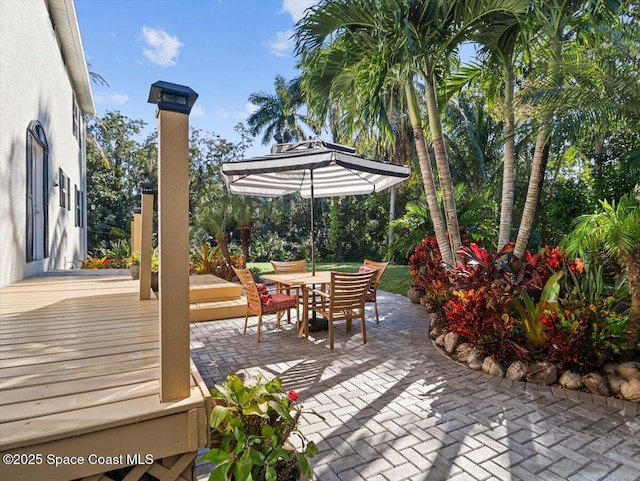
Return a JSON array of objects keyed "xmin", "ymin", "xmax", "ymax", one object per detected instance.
[{"xmin": 310, "ymin": 170, "xmax": 315, "ymax": 275}]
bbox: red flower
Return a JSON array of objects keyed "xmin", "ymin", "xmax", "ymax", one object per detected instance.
[{"xmin": 287, "ymin": 390, "xmax": 298, "ymax": 402}]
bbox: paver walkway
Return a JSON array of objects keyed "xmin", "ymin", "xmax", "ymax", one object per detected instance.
[{"xmin": 191, "ymin": 291, "xmax": 640, "ymax": 481}]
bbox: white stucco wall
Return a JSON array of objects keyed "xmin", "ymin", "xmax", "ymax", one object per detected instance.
[{"xmin": 0, "ymin": 0, "xmax": 87, "ymax": 287}]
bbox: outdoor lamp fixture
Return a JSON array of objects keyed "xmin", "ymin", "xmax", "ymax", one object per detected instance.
[
  {"xmin": 147, "ymin": 81, "xmax": 198, "ymax": 115},
  {"xmin": 133, "ymin": 206, "xmax": 141, "ymax": 215},
  {"xmin": 140, "ymin": 182, "xmax": 157, "ymax": 196}
]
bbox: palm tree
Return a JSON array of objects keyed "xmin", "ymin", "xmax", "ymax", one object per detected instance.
[
  {"xmin": 563, "ymin": 192, "xmax": 640, "ymax": 349},
  {"xmin": 513, "ymin": 0, "xmax": 621, "ymax": 257},
  {"xmin": 246, "ymin": 75, "xmax": 318, "ymax": 145},
  {"xmin": 473, "ymin": 14, "xmax": 523, "ymax": 250},
  {"xmin": 295, "ymin": 0, "xmax": 527, "ymax": 264}
]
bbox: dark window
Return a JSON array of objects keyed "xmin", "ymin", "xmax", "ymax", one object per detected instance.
[
  {"xmin": 67, "ymin": 176, "xmax": 71, "ymax": 211},
  {"xmin": 75, "ymin": 185, "xmax": 83, "ymax": 227},
  {"xmin": 59, "ymin": 168, "xmax": 67, "ymax": 208},
  {"xmin": 72, "ymin": 94, "xmax": 79, "ymax": 141}
]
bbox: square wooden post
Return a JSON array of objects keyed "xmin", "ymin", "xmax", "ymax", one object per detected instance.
[
  {"xmin": 139, "ymin": 186, "xmax": 155, "ymax": 301},
  {"xmin": 132, "ymin": 206, "xmax": 142, "ymax": 254},
  {"xmin": 148, "ymin": 81, "xmax": 198, "ymax": 402}
]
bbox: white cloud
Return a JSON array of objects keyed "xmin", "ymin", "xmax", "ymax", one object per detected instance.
[
  {"xmin": 140, "ymin": 26, "xmax": 183, "ymax": 67},
  {"xmin": 214, "ymin": 103, "xmax": 258, "ymax": 121},
  {"xmin": 265, "ymin": 29, "xmax": 294, "ymax": 57},
  {"xmin": 94, "ymin": 92, "xmax": 130, "ymax": 105},
  {"xmin": 245, "ymin": 102, "xmax": 259, "ymax": 116},
  {"xmin": 190, "ymin": 104, "xmax": 205, "ymax": 118},
  {"xmin": 281, "ymin": 0, "xmax": 317, "ymax": 22}
]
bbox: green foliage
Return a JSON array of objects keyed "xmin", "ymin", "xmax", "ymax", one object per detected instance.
[
  {"xmin": 247, "ymin": 75, "xmax": 318, "ymax": 146},
  {"xmin": 99, "ymin": 239, "xmax": 131, "ymax": 262},
  {"xmin": 190, "ymin": 242, "xmax": 244, "ymax": 281},
  {"xmin": 86, "ymin": 111, "xmax": 156, "ymax": 251},
  {"xmin": 250, "ymin": 232, "xmax": 310, "ymax": 263},
  {"xmin": 512, "ymin": 271, "xmax": 564, "ymax": 350},
  {"xmin": 203, "ymin": 373, "xmax": 322, "ymax": 481},
  {"xmin": 128, "ymin": 251, "xmax": 140, "ymax": 266},
  {"xmin": 325, "ymin": 194, "xmax": 390, "ymax": 262}
]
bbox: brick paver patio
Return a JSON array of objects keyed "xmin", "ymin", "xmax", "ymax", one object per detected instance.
[{"xmin": 191, "ymin": 291, "xmax": 640, "ymax": 481}]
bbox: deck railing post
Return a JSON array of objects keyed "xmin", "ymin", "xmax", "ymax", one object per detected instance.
[
  {"xmin": 139, "ymin": 186, "xmax": 155, "ymax": 300},
  {"xmin": 148, "ymin": 81, "xmax": 198, "ymax": 402},
  {"xmin": 132, "ymin": 206, "xmax": 142, "ymax": 254}
]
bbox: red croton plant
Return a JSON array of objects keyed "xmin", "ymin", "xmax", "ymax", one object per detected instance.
[{"xmin": 412, "ymin": 236, "xmax": 631, "ymax": 371}]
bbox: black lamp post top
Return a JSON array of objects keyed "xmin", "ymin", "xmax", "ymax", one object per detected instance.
[
  {"xmin": 148, "ymin": 81, "xmax": 198, "ymax": 115},
  {"xmin": 141, "ymin": 182, "xmax": 157, "ymax": 195}
]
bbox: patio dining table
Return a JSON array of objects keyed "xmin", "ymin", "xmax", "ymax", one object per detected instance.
[{"xmin": 261, "ymin": 271, "xmax": 333, "ymax": 338}]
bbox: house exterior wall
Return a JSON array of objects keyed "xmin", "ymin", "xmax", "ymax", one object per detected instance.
[{"xmin": 0, "ymin": 0, "xmax": 92, "ymax": 287}]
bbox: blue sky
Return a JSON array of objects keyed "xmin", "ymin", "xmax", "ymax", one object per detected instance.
[{"xmin": 75, "ymin": 0, "xmax": 317, "ymax": 158}]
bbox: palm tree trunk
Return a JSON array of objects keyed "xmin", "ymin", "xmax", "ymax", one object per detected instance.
[
  {"xmin": 388, "ymin": 184, "xmax": 396, "ymax": 250},
  {"xmin": 405, "ymin": 83, "xmax": 454, "ymax": 266},
  {"xmin": 215, "ymin": 232, "xmax": 233, "ymax": 266},
  {"xmin": 621, "ymin": 252, "xmax": 640, "ymax": 348},
  {"xmin": 514, "ymin": 114, "xmax": 552, "ymax": 258},
  {"xmin": 239, "ymin": 221, "xmax": 252, "ymax": 266},
  {"xmin": 498, "ymin": 62, "xmax": 515, "ymax": 250},
  {"xmin": 424, "ymin": 78, "xmax": 462, "ymax": 260}
]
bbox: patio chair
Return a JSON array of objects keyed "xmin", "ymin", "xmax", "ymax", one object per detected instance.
[
  {"xmin": 270, "ymin": 259, "xmax": 307, "ymax": 323},
  {"xmin": 234, "ymin": 267, "xmax": 298, "ymax": 342},
  {"xmin": 305, "ymin": 270, "xmax": 377, "ymax": 349},
  {"xmin": 361, "ymin": 259, "xmax": 390, "ymax": 323}
]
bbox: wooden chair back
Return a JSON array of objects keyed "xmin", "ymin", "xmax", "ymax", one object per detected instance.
[
  {"xmin": 363, "ymin": 259, "xmax": 389, "ymax": 286},
  {"xmin": 308, "ymin": 270, "xmax": 377, "ymax": 349},
  {"xmin": 234, "ymin": 267, "xmax": 262, "ymax": 313},
  {"xmin": 233, "ymin": 267, "xmax": 298, "ymax": 342},
  {"xmin": 328, "ymin": 271, "xmax": 377, "ymax": 316},
  {"xmin": 362, "ymin": 259, "xmax": 389, "ymax": 323},
  {"xmin": 270, "ymin": 259, "xmax": 307, "ymax": 274}
]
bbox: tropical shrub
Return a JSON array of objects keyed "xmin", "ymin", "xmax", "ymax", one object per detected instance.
[
  {"xmin": 203, "ymin": 373, "xmax": 322, "ymax": 481},
  {"xmin": 408, "ymin": 235, "xmax": 451, "ymax": 312},
  {"xmin": 444, "ymin": 288, "xmax": 518, "ymax": 362},
  {"xmin": 190, "ymin": 242, "xmax": 244, "ymax": 281},
  {"xmin": 81, "ymin": 255, "xmax": 115, "ymax": 269},
  {"xmin": 250, "ymin": 232, "xmax": 310, "ymax": 263},
  {"xmin": 440, "ymin": 241, "xmax": 632, "ymax": 372}
]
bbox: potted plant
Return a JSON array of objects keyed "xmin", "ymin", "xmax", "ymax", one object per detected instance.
[
  {"xmin": 151, "ymin": 249, "xmax": 159, "ymax": 291},
  {"xmin": 202, "ymin": 373, "xmax": 323, "ymax": 481},
  {"xmin": 128, "ymin": 251, "xmax": 140, "ymax": 279}
]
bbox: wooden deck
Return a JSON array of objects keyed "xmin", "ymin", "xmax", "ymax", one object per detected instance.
[{"xmin": 0, "ymin": 275, "xmax": 211, "ymax": 481}]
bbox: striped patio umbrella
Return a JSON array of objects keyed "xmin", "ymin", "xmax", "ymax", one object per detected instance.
[{"xmin": 221, "ymin": 139, "xmax": 410, "ymax": 273}]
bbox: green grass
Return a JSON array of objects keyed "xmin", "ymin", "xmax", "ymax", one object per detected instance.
[{"xmin": 247, "ymin": 262, "xmax": 412, "ymax": 297}]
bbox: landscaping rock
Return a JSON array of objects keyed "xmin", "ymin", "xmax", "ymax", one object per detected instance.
[
  {"xmin": 467, "ymin": 352, "xmax": 483, "ymax": 370},
  {"xmin": 620, "ymin": 378, "xmax": 640, "ymax": 403},
  {"xmin": 559, "ymin": 371, "xmax": 583, "ymax": 390},
  {"xmin": 444, "ymin": 332, "xmax": 459, "ymax": 354},
  {"xmin": 429, "ymin": 326, "xmax": 446, "ymax": 340},
  {"xmin": 454, "ymin": 343, "xmax": 474, "ymax": 363},
  {"xmin": 506, "ymin": 360, "xmax": 527, "ymax": 381},
  {"xmin": 583, "ymin": 372, "xmax": 611, "ymax": 397},
  {"xmin": 435, "ymin": 334, "xmax": 446, "ymax": 347},
  {"xmin": 526, "ymin": 362, "xmax": 557, "ymax": 385},
  {"xmin": 615, "ymin": 362, "xmax": 640, "ymax": 381},
  {"xmin": 482, "ymin": 357, "xmax": 505, "ymax": 377},
  {"xmin": 607, "ymin": 375, "xmax": 626, "ymax": 398}
]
